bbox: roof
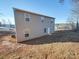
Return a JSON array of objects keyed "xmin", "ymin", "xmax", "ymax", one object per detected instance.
[{"xmin": 13, "ymin": 8, "xmax": 55, "ymax": 19}]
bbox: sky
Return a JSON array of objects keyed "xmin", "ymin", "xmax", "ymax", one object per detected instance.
[{"xmin": 0, "ymin": 0, "xmax": 71, "ymax": 24}]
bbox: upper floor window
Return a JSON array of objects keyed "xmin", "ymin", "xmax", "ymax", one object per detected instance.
[
  {"xmin": 25, "ymin": 18, "xmax": 30, "ymax": 21},
  {"xmin": 41, "ymin": 16, "xmax": 45, "ymax": 22},
  {"xmin": 51, "ymin": 19, "xmax": 53, "ymax": 23},
  {"xmin": 24, "ymin": 13, "xmax": 31, "ymax": 22}
]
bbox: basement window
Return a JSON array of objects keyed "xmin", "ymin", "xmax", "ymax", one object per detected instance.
[{"xmin": 24, "ymin": 33, "xmax": 29, "ymax": 37}]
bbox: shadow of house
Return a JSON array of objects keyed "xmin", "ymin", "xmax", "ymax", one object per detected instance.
[{"xmin": 20, "ymin": 30, "xmax": 79, "ymax": 45}]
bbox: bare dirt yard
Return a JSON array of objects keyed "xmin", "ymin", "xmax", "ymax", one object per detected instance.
[{"xmin": 0, "ymin": 30, "xmax": 79, "ymax": 59}]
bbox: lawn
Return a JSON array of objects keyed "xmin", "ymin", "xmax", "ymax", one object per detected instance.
[{"xmin": 0, "ymin": 30, "xmax": 79, "ymax": 59}]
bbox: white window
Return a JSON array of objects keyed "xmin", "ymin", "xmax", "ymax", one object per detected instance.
[
  {"xmin": 41, "ymin": 16, "xmax": 45, "ymax": 22},
  {"xmin": 51, "ymin": 19, "xmax": 53, "ymax": 23},
  {"xmin": 24, "ymin": 13, "xmax": 31, "ymax": 22}
]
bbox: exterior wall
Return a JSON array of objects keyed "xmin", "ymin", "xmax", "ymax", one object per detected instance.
[{"xmin": 14, "ymin": 9, "xmax": 55, "ymax": 42}]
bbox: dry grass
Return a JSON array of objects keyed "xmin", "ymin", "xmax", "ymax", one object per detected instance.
[{"xmin": 0, "ymin": 30, "xmax": 79, "ymax": 59}]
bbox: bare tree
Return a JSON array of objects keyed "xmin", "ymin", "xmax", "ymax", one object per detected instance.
[
  {"xmin": 59, "ymin": 0, "xmax": 64, "ymax": 4},
  {"xmin": 66, "ymin": 17, "xmax": 76, "ymax": 30},
  {"xmin": 8, "ymin": 19, "xmax": 11, "ymax": 28},
  {"xmin": 0, "ymin": 12, "xmax": 11, "ymax": 28},
  {"xmin": 59, "ymin": 0, "xmax": 79, "ymax": 3},
  {"xmin": 59, "ymin": 0, "xmax": 79, "ymax": 31}
]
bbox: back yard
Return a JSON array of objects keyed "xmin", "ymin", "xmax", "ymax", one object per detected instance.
[{"xmin": 0, "ymin": 30, "xmax": 79, "ymax": 59}]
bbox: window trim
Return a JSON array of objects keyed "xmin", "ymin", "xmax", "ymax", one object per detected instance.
[
  {"xmin": 41, "ymin": 16, "xmax": 45, "ymax": 22},
  {"xmin": 24, "ymin": 13, "xmax": 31, "ymax": 22},
  {"xmin": 50, "ymin": 19, "xmax": 54, "ymax": 23}
]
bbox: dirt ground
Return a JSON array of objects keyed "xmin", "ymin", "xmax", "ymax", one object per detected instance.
[{"xmin": 0, "ymin": 30, "xmax": 79, "ymax": 59}]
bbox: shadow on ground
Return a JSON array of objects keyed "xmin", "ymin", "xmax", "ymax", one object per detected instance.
[{"xmin": 21, "ymin": 30, "xmax": 79, "ymax": 45}]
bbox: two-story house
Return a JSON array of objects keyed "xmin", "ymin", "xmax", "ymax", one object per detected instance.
[{"xmin": 13, "ymin": 8, "xmax": 55, "ymax": 42}]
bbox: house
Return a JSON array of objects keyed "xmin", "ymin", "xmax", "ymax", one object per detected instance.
[{"xmin": 13, "ymin": 8, "xmax": 55, "ymax": 42}]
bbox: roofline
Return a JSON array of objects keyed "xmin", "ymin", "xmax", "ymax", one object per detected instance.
[{"xmin": 13, "ymin": 8, "xmax": 55, "ymax": 19}]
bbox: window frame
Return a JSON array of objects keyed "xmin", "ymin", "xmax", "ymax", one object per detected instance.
[
  {"xmin": 24, "ymin": 13, "xmax": 31, "ymax": 22},
  {"xmin": 41, "ymin": 16, "xmax": 45, "ymax": 23},
  {"xmin": 50, "ymin": 19, "xmax": 54, "ymax": 23}
]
